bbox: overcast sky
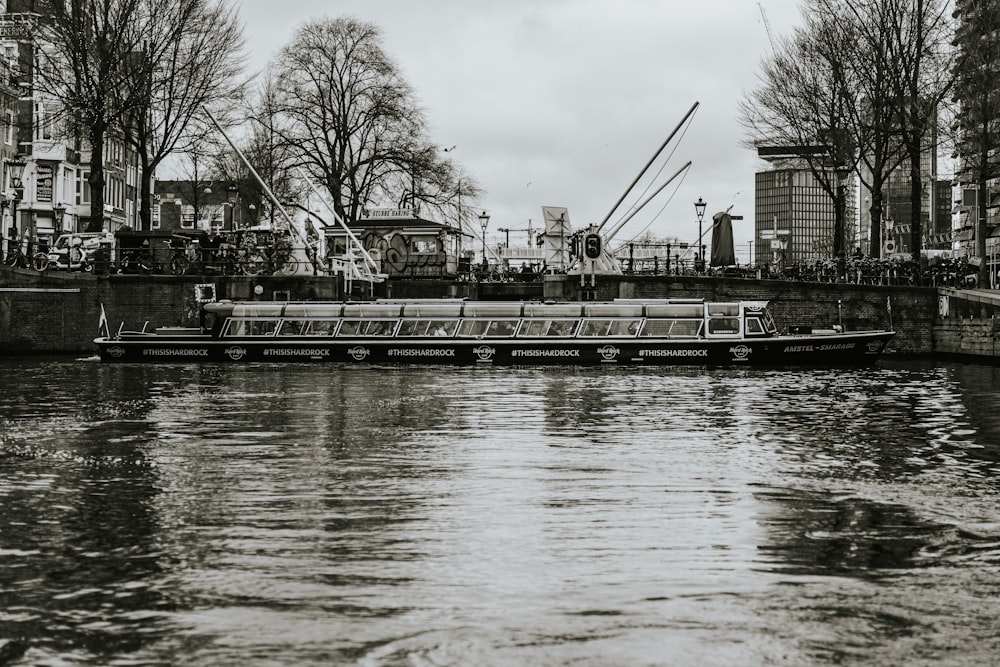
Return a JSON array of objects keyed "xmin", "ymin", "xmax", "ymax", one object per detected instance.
[{"xmin": 235, "ymin": 0, "xmax": 804, "ymax": 259}]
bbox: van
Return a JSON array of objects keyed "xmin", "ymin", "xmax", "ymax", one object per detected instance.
[{"xmin": 47, "ymin": 232, "xmax": 114, "ymax": 270}]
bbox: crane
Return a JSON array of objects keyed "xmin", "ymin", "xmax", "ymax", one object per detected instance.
[
  {"xmin": 497, "ymin": 220, "xmax": 536, "ymax": 247},
  {"xmin": 758, "ymin": 2, "xmax": 776, "ymax": 54}
]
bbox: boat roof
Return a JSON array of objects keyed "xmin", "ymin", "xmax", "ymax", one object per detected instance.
[{"xmin": 202, "ymin": 298, "xmax": 771, "ymax": 319}]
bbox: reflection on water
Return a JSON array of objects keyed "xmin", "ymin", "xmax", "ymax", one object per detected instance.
[{"xmin": 1, "ymin": 358, "xmax": 999, "ymax": 666}]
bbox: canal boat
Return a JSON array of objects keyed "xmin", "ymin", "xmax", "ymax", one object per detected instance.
[{"xmin": 94, "ymin": 298, "xmax": 895, "ymax": 366}]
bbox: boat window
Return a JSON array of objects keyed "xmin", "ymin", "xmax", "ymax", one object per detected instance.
[
  {"xmin": 366, "ymin": 320, "xmax": 398, "ymax": 336},
  {"xmin": 707, "ymin": 316, "xmax": 740, "ymax": 335},
  {"xmin": 225, "ymin": 318, "xmax": 279, "ymax": 337},
  {"xmin": 486, "ymin": 320, "xmax": 518, "ymax": 337},
  {"xmin": 276, "ymin": 319, "xmax": 310, "ymax": 336},
  {"xmin": 583, "ymin": 304, "xmax": 644, "ymax": 318},
  {"xmin": 337, "ymin": 319, "xmax": 398, "ymax": 336},
  {"xmin": 305, "ymin": 320, "xmax": 339, "ymax": 336},
  {"xmin": 456, "ymin": 319, "xmax": 518, "ymax": 337},
  {"xmin": 457, "ymin": 320, "xmax": 489, "ymax": 337},
  {"xmin": 744, "ymin": 317, "xmax": 767, "ymax": 336},
  {"xmin": 398, "ymin": 319, "xmax": 458, "ymax": 337},
  {"xmin": 578, "ymin": 319, "xmax": 641, "ymax": 337},
  {"xmin": 430, "ymin": 320, "xmax": 457, "ymax": 336},
  {"xmin": 707, "ymin": 303, "xmax": 740, "ymax": 317},
  {"xmin": 462, "ymin": 303, "xmax": 524, "ymax": 318},
  {"xmin": 759, "ymin": 309, "xmax": 778, "ymax": 333},
  {"xmin": 400, "ymin": 303, "xmax": 464, "ymax": 318},
  {"xmin": 639, "ymin": 319, "xmax": 703, "ymax": 338},
  {"xmin": 522, "ymin": 303, "xmax": 584, "ymax": 318},
  {"xmin": 645, "ymin": 304, "xmax": 704, "ymax": 318},
  {"xmin": 518, "ymin": 319, "xmax": 579, "ymax": 337},
  {"xmin": 338, "ymin": 320, "xmax": 361, "ymax": 336}
]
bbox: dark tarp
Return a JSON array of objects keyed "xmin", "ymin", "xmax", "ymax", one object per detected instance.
[{"xmin": 710, "ymin": 211, "xmax": 736, "ymax": 267}]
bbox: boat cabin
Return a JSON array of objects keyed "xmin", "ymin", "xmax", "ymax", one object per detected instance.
[{"xmin": 200, "ymin": 299, "xmax": 779, "ymax": 341}]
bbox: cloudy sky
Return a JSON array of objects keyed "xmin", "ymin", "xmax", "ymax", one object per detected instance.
[{"xmin": 235, "ymin": 0, "xmax": 804, "ymax": 260}]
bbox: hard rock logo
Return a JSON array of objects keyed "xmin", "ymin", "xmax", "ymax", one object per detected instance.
[
  {"xmin": 473, "ymin": 345, "xmax": 496, "ymax": 361},
  {"xmin": 598, "ymin": 345, "xmax": 620, "ymax": 361},
  {"xmin": 107, "ymin": 345, "xmax": 125, "ymax": 358},
  {"xmin": 730, "ymin": 344, "xmax": 752, "ymax": 360},
  {"xmin": 348, "ymin": 346, "xmax": 370, "ymax": 361},
  {"xmin": 225, "ymin": 346, "xmax": 247, "ymax": 361}
]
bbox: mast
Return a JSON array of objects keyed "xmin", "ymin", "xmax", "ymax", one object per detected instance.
[{"xmin": 595, "ymin": 100, "xmax": 699, "ymax": 234}]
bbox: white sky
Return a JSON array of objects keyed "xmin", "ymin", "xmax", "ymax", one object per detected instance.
[{"xmin": 234, "ymin": 0, "xmax": 804, "ymax": 258}]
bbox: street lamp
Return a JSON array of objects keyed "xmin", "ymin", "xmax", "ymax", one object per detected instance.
[
  {"xmin": 226, "ymin": 184, "xmax": 238, "ymax": 230},
  {"xmin": 694, "ymin": 197, "xmax": 706, "ymax": 272},
  {"xmin": 478, "ymin": 210, "xmax": 490, "ymax": 270},
  {"xmin": 7, "ymin": 157, "xmax": 27, "ymax": 240},
  {"xmin": 53, "ymin": 202, "xmax": 67, "ymax": 231}
]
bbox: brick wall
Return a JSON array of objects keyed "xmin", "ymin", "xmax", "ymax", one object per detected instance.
[
  {"xmin": 933, "ymin": 319, "xmax": 1000, "ymax": 359},
  {"xmin": 1, "ymin": 267, "xmax": 938, "ymax": 355}
]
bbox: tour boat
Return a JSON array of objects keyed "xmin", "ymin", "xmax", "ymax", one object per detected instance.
[{"xmin": 94, "ymin": 298, "xmax": 895, "ymax": 366}]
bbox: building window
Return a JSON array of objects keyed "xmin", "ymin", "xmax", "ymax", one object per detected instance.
[
  {"xmin": 4, "ymin": 108, "xmax": 12, "ymax": 145},
  {"xmin": 33, "ymin": 100, "xmax": 54, "ymax": 140},
  {"xmin": 76, "ymin": 171, "xmax": 91, "ymax": 205},
  {"xmin": 181, "ymin": 205, "xmax": 194, "ymax": 229}
]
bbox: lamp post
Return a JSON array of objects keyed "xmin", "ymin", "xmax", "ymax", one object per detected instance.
[
  {"xmin": 694, "ymin": 197, "xmax": 706, "ymax": 272},
  {"xmin": 478, "ymin": 210, "xmax": 490, "ymax": 270},
  {"xmin": 53, "ymin": 202, "xmax": 66, "ymax": 231},
  {"xmin": 7, "ymin": 157, "xmax": 27, "ymax": 240},
  {"xmin": 226, "ymin": 184, "xmax": 238, "ymax": 230}
]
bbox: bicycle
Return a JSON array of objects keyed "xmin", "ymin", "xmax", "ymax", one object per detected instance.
[
  {"xmin": 117, "ymin": 250, "xmax": 155, "ymax": 274},
  {"xmin": 4, "ymin": 244, "xmax": 50, "ymax": 271}
]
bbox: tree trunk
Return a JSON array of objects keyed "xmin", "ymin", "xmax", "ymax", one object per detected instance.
[
  {"xmin": 869, "ymin": 190, "xmax": 884, "ymax": 258},
  {"xmin": 138, "ymin": 151, "xmax": 153, "ymax": 231},
  {"xmin": 908, "ymin": 156, "xmax": 922, "ymax": 265},
  {"xmin": 834, "ymin": 178, "xmax": 846, "ymax": 258},
  {"xmin": 87, "ymin": 125, "xmax": 106, "ymax": 233}
]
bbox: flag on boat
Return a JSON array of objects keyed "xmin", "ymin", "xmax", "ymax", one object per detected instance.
[{"xmin": 98, "ymin": 303, "xmax": 109, "ymax": 337}]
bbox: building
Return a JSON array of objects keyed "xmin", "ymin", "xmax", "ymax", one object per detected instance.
[
  {"xmin": 857, "ymin": 114, "xmax": 942, "ymax": 258},
  {"xmin": 1, "ymin": 1, "xmax": 140, "ymax": 246},
  {"xmin": 754, "ymin": 149, "xmax": 856, "ymax": 268},
  {"xmin": 951, "ymin": 0, "xmax": 1000, "ymax": 277},
  {"xmin": 151, "ymin": 179, "xmax": 259, "ymax": 233},
  {"xmin": 323, "ymin": 207, "xmax": 466, "ymax": 279}
]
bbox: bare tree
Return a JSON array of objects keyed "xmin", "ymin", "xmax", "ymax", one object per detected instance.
[
  {"xmin": 223, "ymin": 71, "xmax": 304, "ymax": 227},
  {"xmin": 877, "ymin": 0, "xmax": 955, "ymax": 266},
  {"xmin": 125, "ymin": 0, "xmax": 247, "ymax": 230},
  {"xmin": 743, "ymin": 0, "xmax": 953, "ymax": 264},
  {"xmin": 739, "ymin": 16, "xmax": 858, "ymax": 258},
  {"xmin": 269, "ymin": 17, "xmax": 479, "ymax": 225},
  {"xmin": 34, "ymin": 0, "xmax": 150, "ymax": 232},
  {"xmin": 814, "ymin": 0, "xmax": 908, "ymax": 258}
]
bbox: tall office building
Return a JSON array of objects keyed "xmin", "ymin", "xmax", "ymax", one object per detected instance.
[{"xmin": 754, "ymin": 150, "xmax": 856, "ymax": 268}]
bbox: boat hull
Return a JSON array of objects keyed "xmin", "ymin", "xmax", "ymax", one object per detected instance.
[{"xmin": 94, "ymin": 331, "xmax": 894, "ymax": 366}]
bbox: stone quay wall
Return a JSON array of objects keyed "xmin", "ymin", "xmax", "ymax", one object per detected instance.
[{"xmin": 0, "ymin": 266, "xmax": 948, "ymax": 357}]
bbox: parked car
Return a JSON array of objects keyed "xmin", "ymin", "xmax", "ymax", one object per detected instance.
[{"xmin": 46, "ymin": 232, "xmax": 114, "ymax": 271}]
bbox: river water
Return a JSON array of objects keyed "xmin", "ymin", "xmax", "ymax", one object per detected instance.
[{"xmin": 1, "ymin": 357, "xmax": 999, "ymax": 666}]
